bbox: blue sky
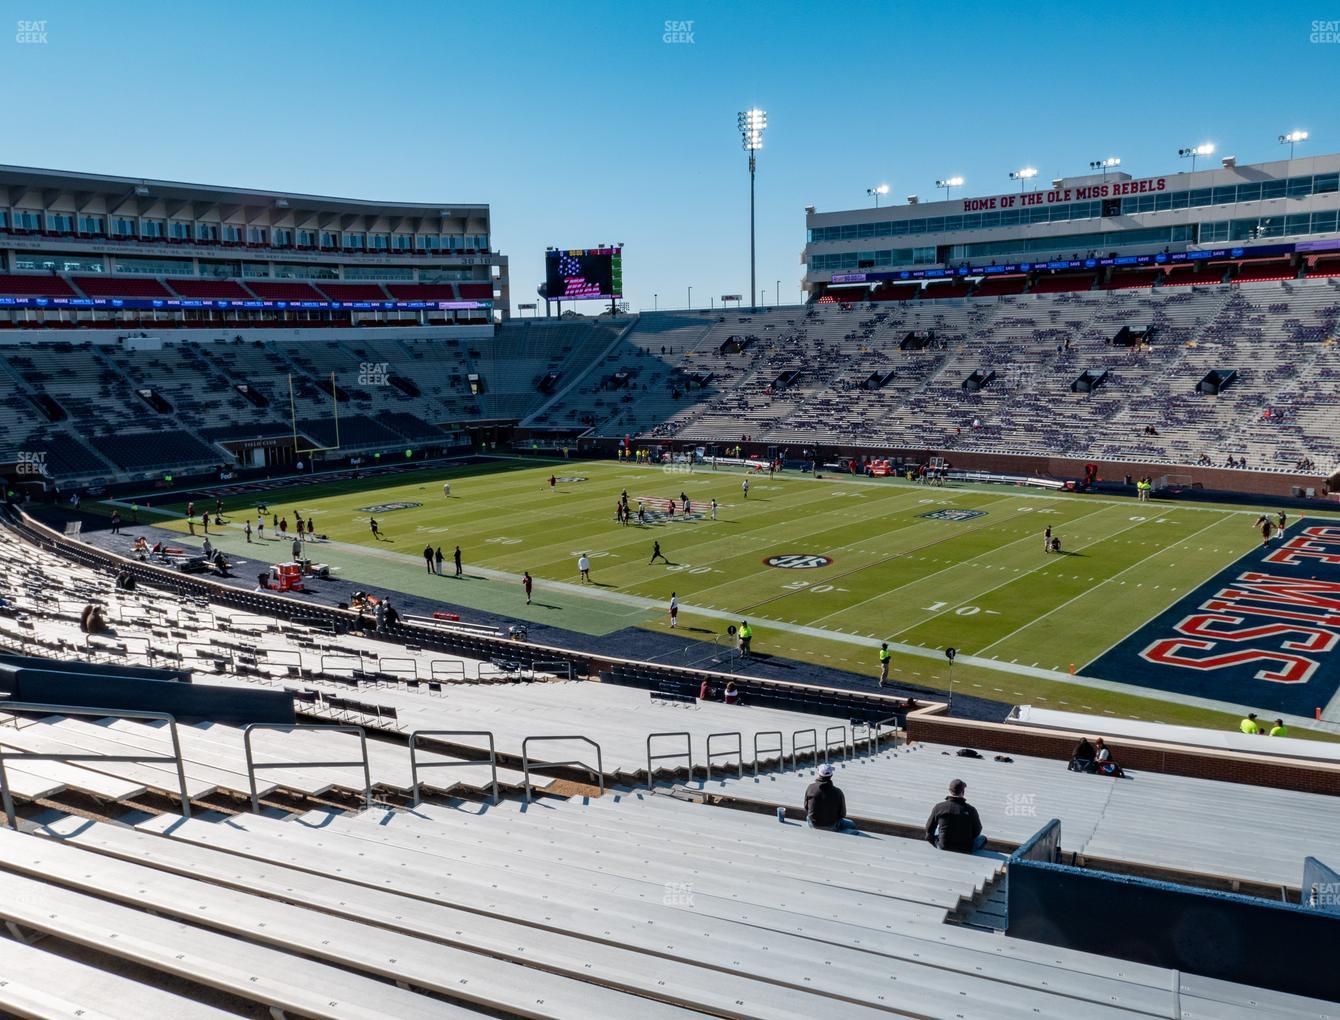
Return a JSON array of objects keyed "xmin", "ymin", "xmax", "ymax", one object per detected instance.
[{"xmin": 3, "ymin": 1, "xmax": 1337, "ymax": 313}]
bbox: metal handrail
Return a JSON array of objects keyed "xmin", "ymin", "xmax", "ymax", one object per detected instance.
[
  {"xmin": 377, "ymin": 656, "xmax": 419, "ymax": 681},
  {"xmin": 706, "ymin": 731, "xmax": 743, "ymax": 781},
  {"xmin": 319, "ymin": 653, "xmax": 363, "ymax": 678},
  {"xmin": 520, "ymin": 735, "xmax": 604, "ymax": 804},
  {"xmin": 430, "ymin": 660, "xmax": 466, "ymax": 682},
  {"xmin": 851, "ymin": 721, "xmax": 878, "ymax": 757},
  {"xmin": 0, "ymin": 703, "xmax": 191, "ymax": 828},
  {"xmin": 753, "ymin": 729, "xmax": 783, "ymax": 777},
  {"xmin": 409, "ymin": 730, "xmax": 499, "ymax": 806},
  {"xmin": 873, "ymin": 714, "xmax": 902, "ymax": 750},
  {"xmin": 242, "ymin": 723, "xmax": 371, "ymax": 813},
  {"xmin": 792, "ymin": 728, "xmax": 818, "ymax": 770},
  {"xmin": 646, "ymin": 731, "xmax": 693, "ymax": 787},
  {"xmin": 823, "ymin": 724, "xmax": 849, "ymax": 763}
]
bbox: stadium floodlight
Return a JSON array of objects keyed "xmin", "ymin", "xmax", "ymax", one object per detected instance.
[
  {"xmin": 1089, "ymin": 157, "xmax": 1121, "ymax": 178},
  {"xmin": 1279, "ymin": 130, "xmax": 1308, "ymax": 159},
  {"xmin": 1178, "ymin": 143, "xmax": 1214, "ymax": 171},
  {"xmin": 687, "ymin": 285, "xmax": 692, "ymax": 309},
  {"xmin": 1009, "ymin": 167, "xmax": 1037, "ymax": 192},
  {"xmin": 935, "ymin": 176, "xmax": 964, "ymax": 200},
  {"xmin": 867, "ymin": 183, "xmax": 890, "ymax": 207},
  {"xmin": 737, "ymin": 107, "xmax": 767, "ymax": 311}
]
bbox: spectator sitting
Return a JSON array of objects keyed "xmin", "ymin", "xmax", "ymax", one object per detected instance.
[
  {"xmin": 80, "ymin": 604, "xmax": 112, "ymax": 636},
  {"xmin": 925, "ymin": 779, "xmax": 986, "ymax": 853},
  {"xmin": 723, "ymin": 681, "xmax": 740, "ymax": 705},
  {"xmin": 804, "ymin": 764, "xmax": 856, "ymax": 832},
  {"xmin": 1068, "ymin": 736, "xmax": 1095, "ymax": 773},
  {"xmin": 1092, "ymin": 738, "xmax": 1124, "ymax": 777}
]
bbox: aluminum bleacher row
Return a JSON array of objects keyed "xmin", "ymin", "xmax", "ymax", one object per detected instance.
[
  {"xmin": 0, "ymin": 317, "xmax": 629, "ymax": 484},
  {"xmin": 0, "ymin": 505, "xmax": 899, "ymax": 730},
  {"xmin": 1, "ymin": 789, "xmax": 1331, "ymax": 1018},
  {"xmin": 519, "ymin": 276, "xmax": 1340, "ymax": 475},
  {"xmin": 684, "ymin": 739, "xmax": 1340, "ymax": 890}
]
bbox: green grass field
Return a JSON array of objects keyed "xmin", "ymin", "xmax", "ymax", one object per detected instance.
[{"xmin": 119, "ymin": 458, "xmax": 1340, "ymax": 737}]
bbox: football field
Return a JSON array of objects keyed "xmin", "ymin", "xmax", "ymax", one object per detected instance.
[{"xmin": 132, "ymin": 457, "xmax": 1340, "ymax": 734}]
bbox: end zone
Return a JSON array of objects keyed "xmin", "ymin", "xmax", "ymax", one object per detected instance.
[{"xmin": 1086, "ymin": 523, "xmax": 1340, "ymax": 718}]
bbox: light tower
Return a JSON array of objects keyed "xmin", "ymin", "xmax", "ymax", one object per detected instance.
[
  {"xmin": 1178, "ymin": 143, "xmax": 1214, "ymax": 172},
  {"xmin": 738, "ymin": 107, "xmax": 767, "ymax": 312},
  {"xmin": 935, "ymin": 176, "xmax": 964, "ymax": 201},
  {"xmin": 867, "ymin": 183, "xmax": 890, "ymax": 207},
  {"xmin": 1279, "ymin": 130, "xmax": 1308, "ymax": 160},
  {"xmin": 1089, "ymin": 157, "xmax": 1121, "ymax": 179},
  {"xmin": 1009, "ymin": 167, "xmax": 1037, "ymax": 192}
]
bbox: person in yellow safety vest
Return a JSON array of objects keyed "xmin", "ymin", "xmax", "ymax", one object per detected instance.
[
  {"xmin": 738, "ymin": 621, "xmax": 753, "ymax": 656},
  {"xmin": 878, "ymin": 642, "xmax": 891, "ymax": 687},
  {"xmin": 1269, "ymin": 719, "xmax": 1289, "ymax": 737},
  {"xmin": 1239, "ymin": 712, "xmax": 1263, "ymax": 735}
]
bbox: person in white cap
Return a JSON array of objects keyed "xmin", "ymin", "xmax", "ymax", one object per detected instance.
[{"xmin": 803, "ymin": 764, "xmax": 856, "ymax": 832}]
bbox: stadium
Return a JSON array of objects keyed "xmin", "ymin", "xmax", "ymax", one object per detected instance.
[{"xmin": 2, "ymin": 7, "xmax": 1340, "ymax": 1017}]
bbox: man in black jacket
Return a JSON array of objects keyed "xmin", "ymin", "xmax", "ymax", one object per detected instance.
[
  {"xmin": 804, "ymin": 764, "xmax": 856, "ymax": 832},
  {"xmin": 925, "ymin": 779, "xmax": 986, "ymax": 852}
]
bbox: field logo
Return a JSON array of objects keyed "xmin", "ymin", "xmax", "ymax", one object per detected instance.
[
  {"xmin": 1088, "ymin": 523, "xmax": 1340, "ymax": 715},
  {"xmin": 555, "ymin": 476, "xmax": 587, "ymax": 483},
  {"xmin": 356, "ymin": 501, "xmax": 421, "ymax": 513},
  {"xmin": 764, "ymin": 554, "xmax": 833, "ymax": 569},
  {"xmin": 918, "ymin": 508, "xmax": 986, "ymax": 522}
]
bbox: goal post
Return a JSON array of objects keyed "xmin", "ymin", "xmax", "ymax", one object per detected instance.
[{"xmin": 289, "ymin": 371, "xmax": 342, "ymax": 457}]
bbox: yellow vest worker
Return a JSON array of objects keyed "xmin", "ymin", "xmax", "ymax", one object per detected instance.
[
  {"xmin": 1269, "ymin": 722, "xmax": 1289, "ymax": 737},
  {"xmin": 1239, "ymin": 715, "xmax": 1262, "ymax": 735}
]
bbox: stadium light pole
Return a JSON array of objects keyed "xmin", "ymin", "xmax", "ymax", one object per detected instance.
[
  {"xmin": 935, "ymin": 176, "xmax": 964, "ymax": 201},
  {"xmin": 738, "ymin": 107, "xmax": 767, "ymax": 312},
  {"xmin": 1178, "ymin": 143, "xmax": 1214, "ymax": 172},
  {"xmin": 1089, "ymin": 157, "xmax": 1121, "ymax": 179},
  {"xmin": 1279, "ymin": 130, "xmax": 1308, "ymax": 160},
  {"xmin": 867, "ymin": 183, "xmax": 889, "ymax": 207},
  {"xmin": 687, "ymin": 285, "xmax": 692, "ymax": 309},
  {"xmin": 1009, "ymin": 167, "xmax": 1037, "ymax": 193},
  {"xmin": 653, "ymin": 292, "xmax": 658, "ymax": 311},
  {"xmin": 775, "ymin": 279, "xmax": 780, "ymax": 306}
]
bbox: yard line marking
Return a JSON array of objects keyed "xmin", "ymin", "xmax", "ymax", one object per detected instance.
[
  {"xmin": 801, "ymin": 500, "xmax": 1120, "ymax": 626},
  {"xmin": 1077, "ymin": 515, "xmax": 1261, "ymax": 668},
  {"xmin": 973, "ymin": 514, "xmax": 1229, "ymax": 657},
  {"xmin": 881, "ymin": 511, "xmax": 1160, "ymax": 642}
]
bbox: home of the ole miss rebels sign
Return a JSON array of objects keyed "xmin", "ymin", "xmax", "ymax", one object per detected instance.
[
  {"xmin": 962, "ymin": 176, "xmax": 1168, "ymax": 212},
  {"xmin": 1087, "ymin": 523, "xmax": 1340, "ymax": 716}
]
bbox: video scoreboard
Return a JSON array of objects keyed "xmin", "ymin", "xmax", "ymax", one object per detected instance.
[{"xmin": 545, "ymin": 246, "xmax": 623, "ymax": 301}]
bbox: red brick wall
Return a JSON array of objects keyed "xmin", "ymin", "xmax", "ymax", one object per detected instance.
[
  {"xmin": 590, "ymin": 439, "xmax": 1331, "ymax": 500},
  {"xmin": 907, "ymin": 713, "xmax": 1340, "ymax": 796}
]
